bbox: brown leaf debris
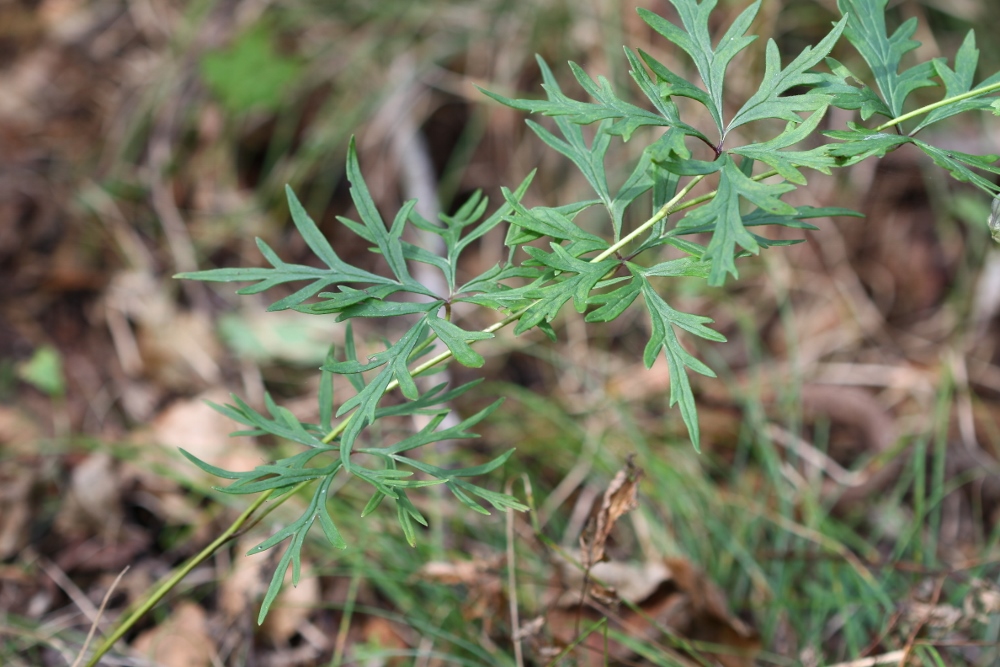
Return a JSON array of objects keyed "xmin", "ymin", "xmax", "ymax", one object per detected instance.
[{"xmin": 579, "ymin": 456, "xmax": 643, "ymax": 571}]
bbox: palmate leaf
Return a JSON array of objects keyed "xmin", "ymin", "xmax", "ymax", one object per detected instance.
[
  {"xmin": 327, "ymin": 320, "xmax": 430, "ymax": 420},
  {"xmin": 836, "ymin": 0, "xmax": 939, "ymax": 119},
  {"xmin": 425, "ymin": 313, "xmax": 493, "ymax": 368},
  {"xmin": 513, "ymin": 246, "xmax": 618, "ymax": 334},
  {"xmin": 822, "ymin": 124, "xmax": 910, "ymax": 164},
  {"xmin": 674, "ymin": 155, "xmax": 796, "ymax": 285},
  {"xmin": 727, "ymin": 17, "xmax": 847, "ymax": 132},
  {"xmin": 406, "ymin": 172, "xmax": 536, "ymax": 293},
  {"xmin": 638, "ymin": 0, "xmax": 761, "ymax": 136},
  {"xmin": 812, "ymin": 57, "xmax": 891, "ymax": 121},
  {"xmin": 480, "ymin": 54, "xmax": 704, "ymax": 143},
  {"xmin": 731, "ymin": 107, "xmax": 838, "ymax": 184},
  {"xmin": 249, "ymin": 473, "xmax": 346, "ymax": 624},
  {"xmin": 176, "ymin": 186, "xmax": 396, "ymax": 311},
  {"xmin": 824, "ymin": 125, "xmax": 1000, "ymax": 197},
  {"xmin": 912, "ymin": 31, "xmax": 1000, "ymax": 133},
  {"xmin": 204, "ymin": 392, "xmax": 326, "ymax": 447},
  {"xmin": 638, "ymin": 277, "xmax": 725, "ymax": 451}
]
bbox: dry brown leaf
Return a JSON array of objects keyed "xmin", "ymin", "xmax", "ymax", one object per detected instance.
[
  {"xmin": 0, "ymin": 461, "xmax": 36, "ymax": 560},
  {"xmin": 132, "ymin": 601, "xmax": 217, "ymax": 667},
  {"xmin": 359, "ymin": 615, "xmax": 411, "ymax": 666},
  {"xmin": 104, "ymin": 270, "xmax": 221, "ymax": 391},
  {"xmin": 418, "ymin": 556, "xmax": 505, "ymax": 626},
  {"xmin": 579, "ymin": 456, "xmax": 642, "ymax": 570},
  {"xmin": 419, "ymin": 555, "xmax": 503, "ymax": 585},
  {"xmin": 0, "ymin": 405, "xmax": 43, "ymax": 456},
  {"xmin": 52, "ymin": 452, "xmax": 123, "ymax": 539},
  {"xmin": 545, "ymin": 556, "xmax": 759, "ymax": 667}
]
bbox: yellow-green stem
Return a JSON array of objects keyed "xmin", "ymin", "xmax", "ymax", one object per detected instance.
[
  {"xmin": 593, "ymin": 175, "xmax": 706, "ymax": 262},
  {"xmin": 84, "ymin": 480, "xmax": 310, "ymax": 666},
  {"xmin": 874, "ymin": 81, "xmax": 1000, "ymax": 133}
]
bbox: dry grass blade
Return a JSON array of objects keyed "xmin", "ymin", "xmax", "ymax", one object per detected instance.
[{"xmin": 70, "ymin": 566, "xmax": 129, "ymax": 667}]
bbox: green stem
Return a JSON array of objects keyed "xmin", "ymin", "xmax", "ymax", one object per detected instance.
[
  {"xmin": 593, "ymin": 175, "xmax": 706, "ymax": 262},
  {"xmin": 84, "ymin": 480, "xmax": 310, "ymax": 667},
  {"xmin": 673, "ymin": 168, "xmax": 780, "ymax": 214},
  {"xmin": 874, "ymin": 81, "xmax": 1000, "ymax": 133}
]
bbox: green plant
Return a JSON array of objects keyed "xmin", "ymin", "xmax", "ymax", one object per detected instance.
[{"xmin": 86, "ymin": 0, "xmax": 1000, "ymax": 662}]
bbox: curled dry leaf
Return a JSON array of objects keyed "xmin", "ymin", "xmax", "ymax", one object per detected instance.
[
  {"xmin": 52, "ymin": 452, "xmax": 123, "ymax": 540},
  {"xmin": 418, "ymin": 556, "xmax": 505, "ymax": 627},
  {"xmin": 546, "ymin": 556, "xmax": 759, "ymax": 667},
  {"xmin": 0, "ymin": 461, "xmax": 35, "ymax": 560},
  {"xmin": 579, "ymin": 456, "xmax": 643, "ymax": 570}
]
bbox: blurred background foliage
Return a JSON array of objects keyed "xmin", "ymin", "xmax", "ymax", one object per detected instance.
[{"xmin": 3, "ymin": 0, "xmax": 1000, "ymax": 665}]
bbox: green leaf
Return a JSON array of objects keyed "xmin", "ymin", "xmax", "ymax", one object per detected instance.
[
  {"xmin": 251, "ymin": 475, "xmax": 338, "ymax": 624},
  {"xmin": 425, "ymin": 314, "xmax": 493, "ymax": 368},
  {"xmin": 502, "ymin": 190, "xmax": 609, "ymax": 256},
  {"xmin": 639, "ymin": 257, "xmax": 713, "ymax": 280},
  {"xmin": 480, "ymin": 54, "xmax": 703, "ymax": 143},
  {"xmin": 731, "ymin": 107, "xmax": 838, "ymax": 184},
  {"xmin": 623, "ymin": 47, "xmax": 710, "ymax": 145},
  {"xmin": 911, "ymin": 142, "xmax": 1000, "ymax": 197},
  {"xmin": 638, "ymin": 1, "xmax": 761, "ymax": 136},
  {"xmin": 512, "ymin": 246, "xmax": 617, "ymax": 333},
  {"xmin": 334, "ymin": 299, "xmax": 443, "ymax": 321},
  {"xmin": 392, "ymin": 449, "xmax": 527, "ymax": 514},
  {"xmin": 294, "ymin": 284, "xmax": 406, "ymax": 316},
  {"xmin": 675, "ymin": 155, "xmax": 796, "ymax": 285},
  {"xmin": 332, "ymin": 321, "xmax": 429, "ymax": 419},
  {"xmin": 638, "ymin": 48, "xmax": 719, "ymax": 134},
  {"xmin": 585, "ymin": 275, "xmax": 643, "ymax": 323},
  {"xmin": 912, "ymin": 31, "xmax": 1000, "ymax": 133},
  {"xmin": 639, "ymin": 279, "xmax": 724, "ymax": 451},
  {"xmin": 18, "ymin": 345, "xmax": 65, "ymax": 397},
  {"xmin": 319, "ymin": 346, "xmax": 335, "ymax": 433},
  {"xmin": 177, "ymin": 187, "xmax": 396, "ymax": 312},
  {"xmin": 345, "ymin": 138, "xmax": 425, "ymax": 290},
  {"xmin": 369, "ymin": 399, "xmax": 502, "ymax": 456},
  {"xmin": 822, "ymin": 123, "xmax": 911, "ymax": 164},
  {"xmin": 200, "ymin": 24, "xmax": 303, "ymax": 114},
  {"xmin": 836, "ymin": 0, "xmax": 939, "ymax": 119},
  {"xmin": 648, "ymin": 127, "xmax": 720, "ymax": 176},
  {"xmin": 813, "ymin": 57, "xmax": 892, "ymax": 120},
  {"xmin": 205, "ymin": 393, "xmax": 326, "ymax": 448},
  {"xmin": 727, "ymin": 17, "xmax": 847, "ymax": 132}
]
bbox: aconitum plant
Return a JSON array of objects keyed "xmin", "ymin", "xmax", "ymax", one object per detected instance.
[{"xmin": 86, "ymin": 2, "xmax": 1000, "ymax": 657}]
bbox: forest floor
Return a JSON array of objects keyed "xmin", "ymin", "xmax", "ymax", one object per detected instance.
[{"xmin": 3, "ymin": 0, "xmax": 1000, "ymax": 665}]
